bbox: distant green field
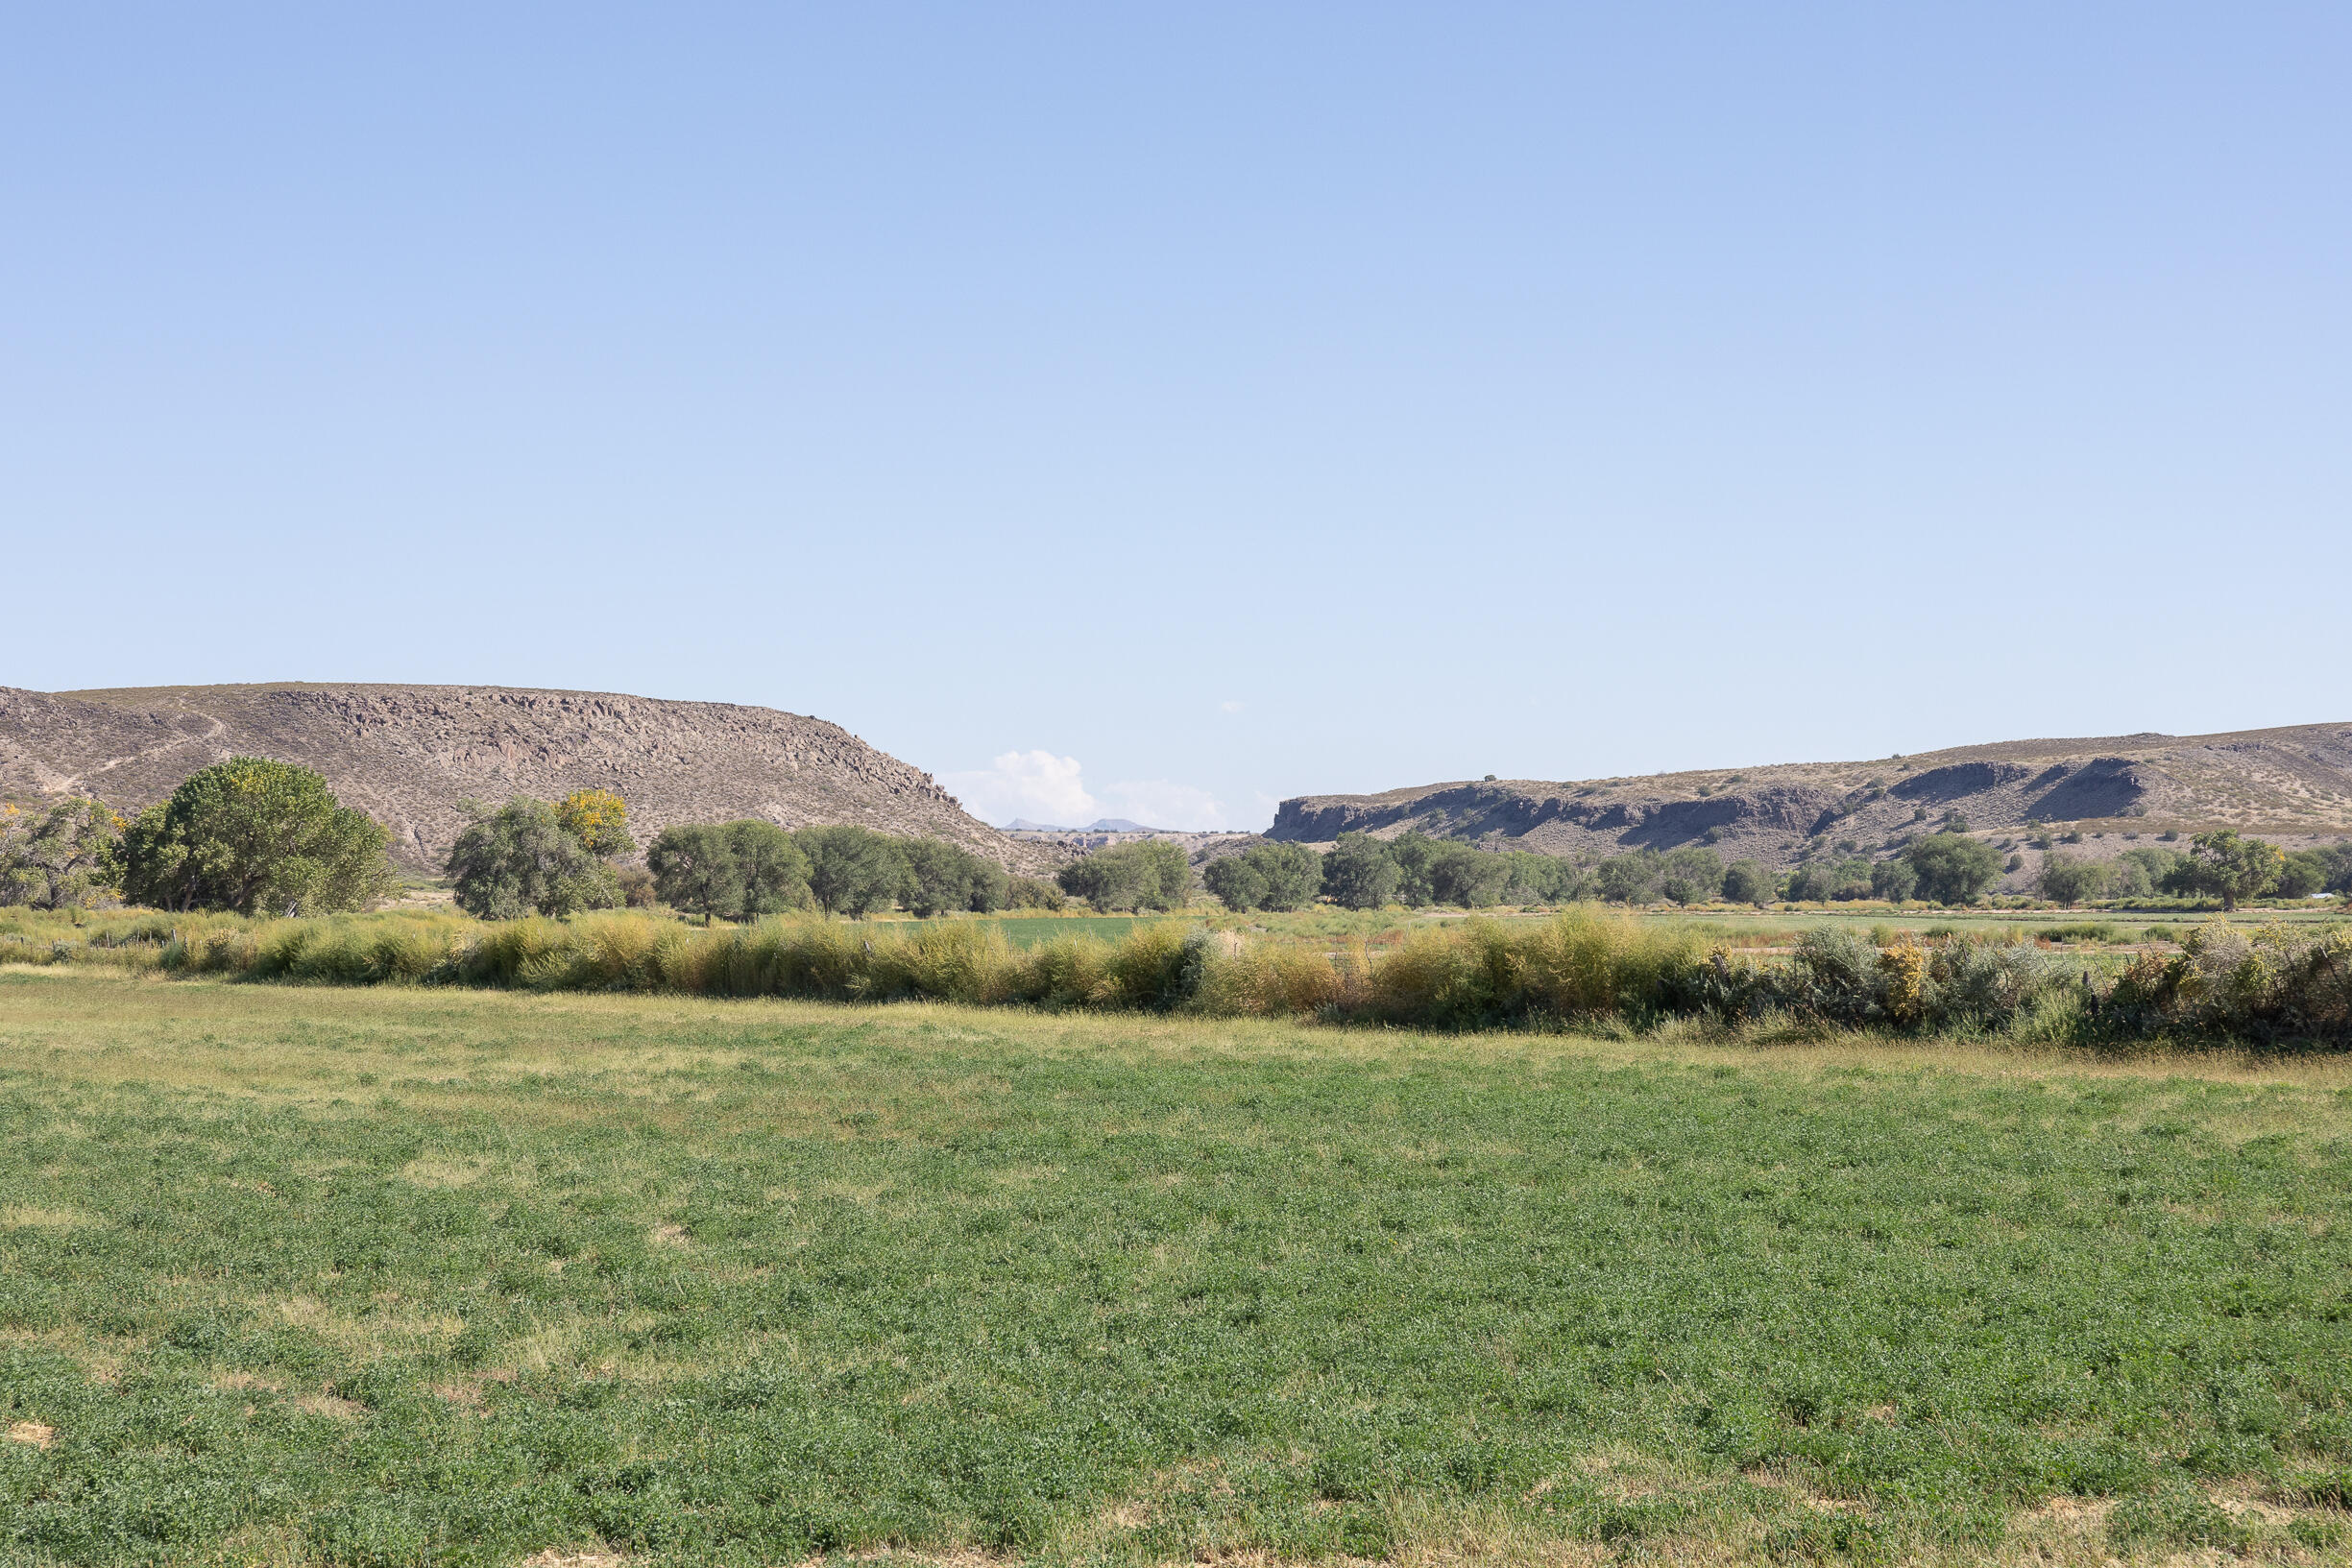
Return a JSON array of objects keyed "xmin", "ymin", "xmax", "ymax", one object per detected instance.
[{"xmin": 3, "ymin": 973, "xmax": 2350, "ymax": 1565}]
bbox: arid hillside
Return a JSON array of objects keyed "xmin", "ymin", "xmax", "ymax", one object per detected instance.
[
  {"xmin": 1269, "ymin": 723, "xmax": 2352, "ymax": 887},
  {"xmin": 0, "ymin": 684, "xmax": 1049, "ymax": 874}
]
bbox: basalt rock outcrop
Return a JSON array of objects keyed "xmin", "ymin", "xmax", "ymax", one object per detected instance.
[
  {"xmin": 1268, "ymin": 723, "xmax": 2352, "ymax": 879},
  {"xmin": 0, "ymin": 683, "xmax": 1049, "ymax": 874}
]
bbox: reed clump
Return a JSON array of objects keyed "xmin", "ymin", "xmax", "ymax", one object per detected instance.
[{"xmin": 10, "ymin": 901, "xmax": 2344, "ymax": 1046}]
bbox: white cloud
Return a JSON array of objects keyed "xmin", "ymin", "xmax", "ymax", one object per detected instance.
[
  {"xmin": 939, "ymin": 751, "xmax": 1241, "ymax": 832},
  {"xmin": 1100, "ymin": 779, "xmax": 1227, "ymax": 832},
  {"xmin": 938, "ymin": 750, "xmax": 1096, "ymax": 827},
  {"xmin": 1220, "ymin": 700, "xmax": 1246, "ymax": 713}
]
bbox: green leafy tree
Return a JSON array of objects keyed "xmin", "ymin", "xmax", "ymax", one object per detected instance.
[
  {"xmin": 1502, "ymin": 852, "xmax": 1586, "ymax": 905},
  {"xmin": 645, "ymin": 824, "xmax": 742, "ymax": 921},
  {"xmin": 1786, "ymin": 857, "xmax": 1874, "ymax": 902},
  {"xmin": 796, "ymin": 826, "xmax": 909, "ymax": 917},
  {"xmin": 2274, "ymin": 849, "xmax": 2332, "ymax": 900},
  {"xmin": 1657, "ymin": 845, "xmax": 1724, "ymax": 905},
  {"xmin": 1870, "ymin": 857, "xmax": 1919, "ymax": 902},
  {"xmin": 901, "ymin": 838, "xmax": 1007, "ymax": 917},
  {"xmin": 1201, "ymin": 854, "xmax": 1269, "ymax": 912},
  {"xmin": 1721, "ymin": 859, "xmax": 1778, "ymax": 905},
  {"xmin": 2035, "ymin": 853, "xmax": 2114, "ymax": 906},
  {"xmin": 1057, "ymin": 839, "xmax": 1192, "ymax": 912},
  {"xmin": 2175, "ymin": 829, "xmax": 2284, "ymax": 911},
  {"xmin": 1320, "ymin": 833, "xmax": 1400, "ymax": 910},
  {"xmin": 122, "ymin": 758, "xmax": 396, "ymax": 915},
  {"xmin": 1424, "ymin": 841, "xmax": 1512, "ymax": 907},
  {"xmin": 446, "ymin": 798, "xmax": 620, "ymax": 919},
  {"xmin": 726, "ymin": 820, "xmax": 818, "ymax": 916},
  {"xmin": 1387, "ymin": 832, "xmax": 1443, "ymax": 906},
  {"xmin": 1592, "ymin": 851, "xmax": 1661, "ymax": 905},
  {"xmin": 1205, "ymin": 842, "xmax": 1329, "ymax": 912},
  {"xmin": 1249, "ymin": 842, "xmax": 1323, "ymax": 911},
  {"xmin": 0, "ymin": 798, "xmax": 127, "ymax": 909},
  {"xmin": 1903, "ymin": 832, "xmax": 2002, "ymax": 905}
]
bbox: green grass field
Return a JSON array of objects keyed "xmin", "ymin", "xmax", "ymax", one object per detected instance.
[{"xmin": 4, "ymin": 971, "xmax": 2351, "ymax": 1565}]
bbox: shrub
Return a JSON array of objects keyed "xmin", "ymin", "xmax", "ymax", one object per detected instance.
[
  {"xmin": 122, "ymin": 758, "xmax": 396, "ymax": 915},
  {"xmin": 1750, "ymin": 928, "xmax": 2058, "ymax": 1031},
  {"xmin": 1006, "ymin": 876, "xmax": 1067, "ymax": 911},
  {"xmin": 2103, "ymin": 921, "xmax": 2352, "ymax": 1045},
  {"xmin": 1057, "ymin": 839, "xmax": 1191, "ymax": 912},
  {"xmin": 617, "ymin": 865, "xmax": 658, "ymax": 907},
  {"xmin": 447, "ymin": 799, "xmax": 622, "ymax": 920},
  {"xmin": 1321, "ymin": 832, "xmax": 1401, "ymax": 910}
]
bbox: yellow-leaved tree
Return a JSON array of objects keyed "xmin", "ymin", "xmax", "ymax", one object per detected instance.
[{"xmin": 555, "ymin": 789, "xmax": 635, "ymax": 859}]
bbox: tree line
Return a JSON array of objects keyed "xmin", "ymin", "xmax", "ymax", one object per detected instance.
[
  {"xmin": 449, "ymin": 796, "xmax": 1066, "ymax": 921},
  {"xmin": 1, "ymin": 759, "xmax": 394, "ymax": 915},
  {"xmin": 9, "ymin": 758, "xmax": 2347, "ymax": 919},
  {"xmin": 2037, "ymin": 831, "xmax": 2352, "ymax": 910},
  {"xmin": 1208, "ymin": 830, "xmax": 2011, "ymax": 910}
]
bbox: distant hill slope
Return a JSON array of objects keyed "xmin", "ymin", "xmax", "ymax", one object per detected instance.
[
  {"xmin": 0, "ymin": 684, "xmax": 1049, "ymax": 874},
  {"xmin": 1269, "ymin": 723, "xmax": 2352, "ymax": 880}
]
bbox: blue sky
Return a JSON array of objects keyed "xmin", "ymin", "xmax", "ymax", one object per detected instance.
[{"xmin": 5, "ymin": 5, "xmax": 2345, "ymax": 830}]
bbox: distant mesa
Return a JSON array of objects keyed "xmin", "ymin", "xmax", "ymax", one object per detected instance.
[
  {"xmin": 1265, "ymin": 722, "xmax": 2352, "ymax": 891},
  {"xmin": 1004, "ymin": 817, "xmax": 1170, "ymax": 834},
  {"xmin": 0, "ymin": 682, "xmax": 1056, "ymax": 874}
]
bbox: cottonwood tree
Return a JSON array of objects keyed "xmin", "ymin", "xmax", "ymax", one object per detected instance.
[
  {"xmin": 1056, "ymin": 839, "xmax": 1191, "ymax": 912},
  {"xmin": 900, "ymin": 837, "xmax": 1008, "ymax": 916},
  {"xmin": 556, "ymin": 788, "xmax": 636, "ymax": 857},
  {"xmin": 1721, "ymin": 859, "xmax": 1778, "ymax": 905},
  {"xmin": 1903, "ymin": 832, "xmax": 2002, "ymax": 905},
  {"xmin": 446, "ymin": 798, "xmax": 620, "ymax": 919},
  {"xmin": 1319, "ymin": 833, "xmax": 1400, "ymax": 910},
  {"xmin": 1204, "ymin": 841, "xmax": 1323, "ymax": 912},
  {"xmin": 648, "ymin": 820, "xmax": 815, "ymax": 922},
  {"xmin": 2178, "ymin": 829, "xmax": 2284, "ymax": 911},
  {"xmin": 122, "ymin": 758, "xmax": 396, "ymax": 915},
  {"xmin": 0, "ymin": 798, "xmax": 126, "ymax": 909},
  {"xmin": 796, "ymin": 825, "xmax": 909, "ymax": 917}
]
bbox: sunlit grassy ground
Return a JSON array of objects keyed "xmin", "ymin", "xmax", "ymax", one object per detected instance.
[{"xmin": 4, "ymin": 971, "xmax": 2351, "ymax": 1565}]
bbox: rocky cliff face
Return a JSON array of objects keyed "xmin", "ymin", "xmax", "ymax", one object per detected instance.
[
  {"xmin": 0, "ymin": 683, "xmax": 1049, "ymax": 874},
  {"xmin": 1268, "ymin": 723, "xmax": 2352, "ymax": 874}
]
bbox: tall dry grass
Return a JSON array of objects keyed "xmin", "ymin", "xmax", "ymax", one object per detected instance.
[{"xmin": 11, "ymin": 901, "xmax": 2343, "ymax": 1045}]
